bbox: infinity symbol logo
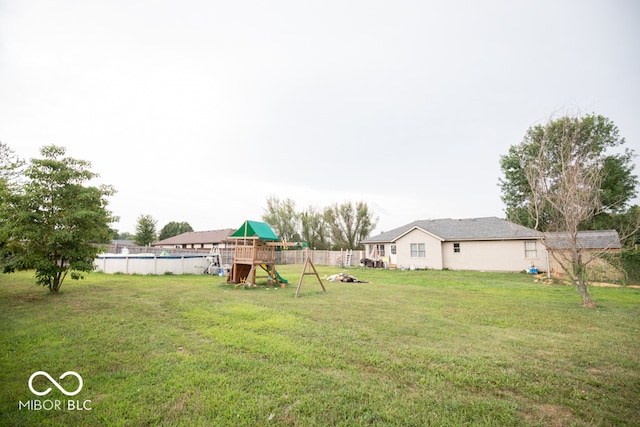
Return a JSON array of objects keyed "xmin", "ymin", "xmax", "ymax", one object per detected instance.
[{"xmin": 28, "ymin": 371, "xmax": 83, "ymax": 396}]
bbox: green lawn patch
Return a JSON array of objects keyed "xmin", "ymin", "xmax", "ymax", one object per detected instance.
[{"xmin": 1, "ymin": 267, "xmax": 639, "ymax": 426}]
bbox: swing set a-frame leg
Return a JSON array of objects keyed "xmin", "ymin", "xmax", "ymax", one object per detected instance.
[{"xmin": 295, "ymin": 253, "xmax": 326, "ymax": 298}]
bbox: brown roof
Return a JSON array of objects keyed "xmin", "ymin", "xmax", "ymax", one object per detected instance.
[{"xmin": 152, "ymin": 229, "xmax": 235, "ymax": 246}]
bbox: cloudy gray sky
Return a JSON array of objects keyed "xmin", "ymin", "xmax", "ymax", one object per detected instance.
[{"xmin": 1, "ymin": 0, "xmax": 639, "ymax": 235}]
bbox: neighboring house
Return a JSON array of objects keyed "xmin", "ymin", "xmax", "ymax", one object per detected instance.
[
  {"xmin": 152, "ymin": 229, "xmax": 236, "ymax": 250},
  {"xmin": 362, "ymin": 217, "xmax": 542, "ymax": 272}
]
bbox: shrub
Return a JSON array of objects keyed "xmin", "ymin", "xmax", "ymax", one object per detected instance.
[
  {"xmin": 620, "ymin": 249, "xmax": 640, "ymax": 285},
  {"xmin": 604, "ymin": 249, "xmax": 640, "ymax": 285}
]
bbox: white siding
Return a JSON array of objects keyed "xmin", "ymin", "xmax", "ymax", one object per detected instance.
[
  {"xmin": 441, "ymin": 239, "xmax": 542, "ymax": 272},
  {"xmin": 395, "ymin": 229, "xmax": 443, "ymax": 269}
]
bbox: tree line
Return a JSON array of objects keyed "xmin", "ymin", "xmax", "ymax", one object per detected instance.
[
  {"xmin": 129, "ymin": 197, "xmax": 379, "ymax": 251},
  {"xmin": 262, "ymin": 196, "xmax": 378, "ymax": 250},
  {"xmin": 126, "ymin": 216, "xmax": 194, "ymax": 246}
]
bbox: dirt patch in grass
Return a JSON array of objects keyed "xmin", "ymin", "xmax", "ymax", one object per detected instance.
[
  {"xmin": 533, "ymin": 274, "xmax": 640, "ymax": 289},
  {"xmin": 591, "ymin": 281, "xmax": 640, "ymax": 289},
  {"xmin": 521, "ymin": 403, "xmax": 576, "ymax": 427},
  {"xmin": 5, "ymin": 293, "xmax": 47, "ymax": 303}
]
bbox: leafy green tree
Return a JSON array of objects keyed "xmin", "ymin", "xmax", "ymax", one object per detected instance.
[
  {"xmin": 262, "ymin": 196, "xmax": 300, "ymax": 241},
  {"xmin": 500, "ymin": 114, "xmax": 638, "ymax": 307},
  {"xmin": 7, "ymin": 145, "xmax": 116, "ymax": 293},
  {"xmin": 0, "ymin": 142, "xmax": 25, "ymax": 184},
  {"xmin": 134, "ymin": 214, "xmax": 157, "ymax": 246},
  {"xmin": 582, "ymin": 205, "xmax": 640, "ymax": 249},
  {"xmin": 0, "ymin": 142, "xmax": 25, "ymax": 224},
  {"xmin": 116, "ymin": 231, "xmax": 133, "ymax": 240},
  {"xmin": 300, "ymin": 207, "xmax": 330, "ymax": 250},
  {"xmin": 159, "ymin": 221, "xmax": 193, "ymax": 240},
  {"xmin": 499, "ymin": 114, "xmax": 637, "ymax": 230},
  {"xmin": 324, "ymin": 201, "xmax": 377, "ymax": 249},
  {"xmin": 624, "ymin": 206, "xmax": 640, "ymax": 249},
  {"xmin": 0, "ymin": 142, "xmax": 25, "ymax": 270}
]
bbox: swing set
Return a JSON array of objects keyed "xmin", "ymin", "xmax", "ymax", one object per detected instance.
[{"xmin": 226, "ymin": 220, "xmax": 326, "ymax": 297}]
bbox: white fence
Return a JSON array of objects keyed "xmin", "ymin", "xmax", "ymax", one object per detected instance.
[{"xmin": 94, "ymin": 249, "xmax": 367, "ymax": 275}]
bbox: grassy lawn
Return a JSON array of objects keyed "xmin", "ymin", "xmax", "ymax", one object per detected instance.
[{"xmin": 1, "ymin": 266, "xmax": 639, "ymax": 426}]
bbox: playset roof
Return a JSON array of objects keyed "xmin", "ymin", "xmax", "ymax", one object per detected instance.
[{"xmin": 229, "ymin": 220, "xmax": 279, "ymax": 241}]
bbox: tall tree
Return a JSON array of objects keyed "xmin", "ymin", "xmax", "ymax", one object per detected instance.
[
  {"xmin": 300, "ymin": 207, "xmax": 330, "ymax": 250},
  {"xmin": 499, "ymin": 114, "xmax": 637, "ymax": 230},
  {"xmin": 0, "ymin": 142, "xmax": 25, "ymax": 271},
  {"xmin": 7, "ymin": 145, "xmax": 116, "ymax": 293},
  {"xmin": 0, "ymin": 142, "xmax": 25, "ymax": 186},
  {"xmin": 262, "ymin": 196, "xmax": 300, "ymax": 241},
  {"xmin": 324, "ymin": 201, "xmax": 378, "ymax": 249},
  {"xmin": 159, "ymin": 221, "xmax": 193, "ymax": 240},
  {"xmin": 134, "ymin": 214, "xmax": 158, "ymax": 246},
  {"xmin": 500, "ymin": 114, "xmax": 638, "ymax": 307}
]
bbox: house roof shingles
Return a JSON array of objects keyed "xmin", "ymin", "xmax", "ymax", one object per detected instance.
[
  {"xmin": 363, "ymin": 217, "xmax": 539, "ymax": 243},
  {"xmin": 544, "ymin": 230, "xmax": 621, "ymax": 250},
  {"xmin": 364, "ymin": 217, "xmax": 621, "ymax": 251},
  {"xmin": 152, "ymin": 229, "xmax": 235, "ymax": 246}
]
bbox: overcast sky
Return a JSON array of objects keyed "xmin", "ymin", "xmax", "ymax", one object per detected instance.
[{"xmin": 1, "ymin": 0, "xmax": 639, "ymax": 235}]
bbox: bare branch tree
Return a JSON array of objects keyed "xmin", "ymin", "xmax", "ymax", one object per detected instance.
[{"xmin": 523, "ymin": 116, "xmax": 609, "ymax": 306}]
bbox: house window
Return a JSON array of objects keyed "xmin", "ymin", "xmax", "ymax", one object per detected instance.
[
  {"xmin": 410, "ymin": 243, "xmax": 425, "ymax": 257},
  {"xmin": 525, "ymin": 241, "xmax": 537, "ymax": 258},
  {"xmin": 453, "ymin": 243, "xmax": 460, "ymax": 253},
  {"xmin": 368, "ymin": 244, "xmax": 386, "ymax": 257},
  {"xmin": 390, "ymin": 245, "xmax": 396, "ymax": 255}
]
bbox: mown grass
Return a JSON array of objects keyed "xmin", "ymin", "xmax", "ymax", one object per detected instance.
[{"xmin": 1, "ymin": 267, "xmax": 639, "ymax": 426}]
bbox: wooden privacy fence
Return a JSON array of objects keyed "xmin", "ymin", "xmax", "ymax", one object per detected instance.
[
  {"xmin": 278, "ymin": 249, "xmax": 365, "ymax": 266},
  {"xmin": 103, "ymin": 244, "xmax": 364, "ymax": 267}
]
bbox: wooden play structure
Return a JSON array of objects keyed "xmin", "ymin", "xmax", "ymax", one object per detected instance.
[
  {"xmin": 227, "ymin": 220, "xmax": 282, "ymax": 286},
  {"xmin": 227, "ymin": 220, "xmax": 325, "ymax": 297}
]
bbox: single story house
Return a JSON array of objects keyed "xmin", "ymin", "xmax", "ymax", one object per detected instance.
[
  {"xmin": 362, "ymin": 217, "xmax": 543, "ymax": 272},
  {"xmin": 152, "ymin": 229, "xmax": 236, "ymax": 250}
]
